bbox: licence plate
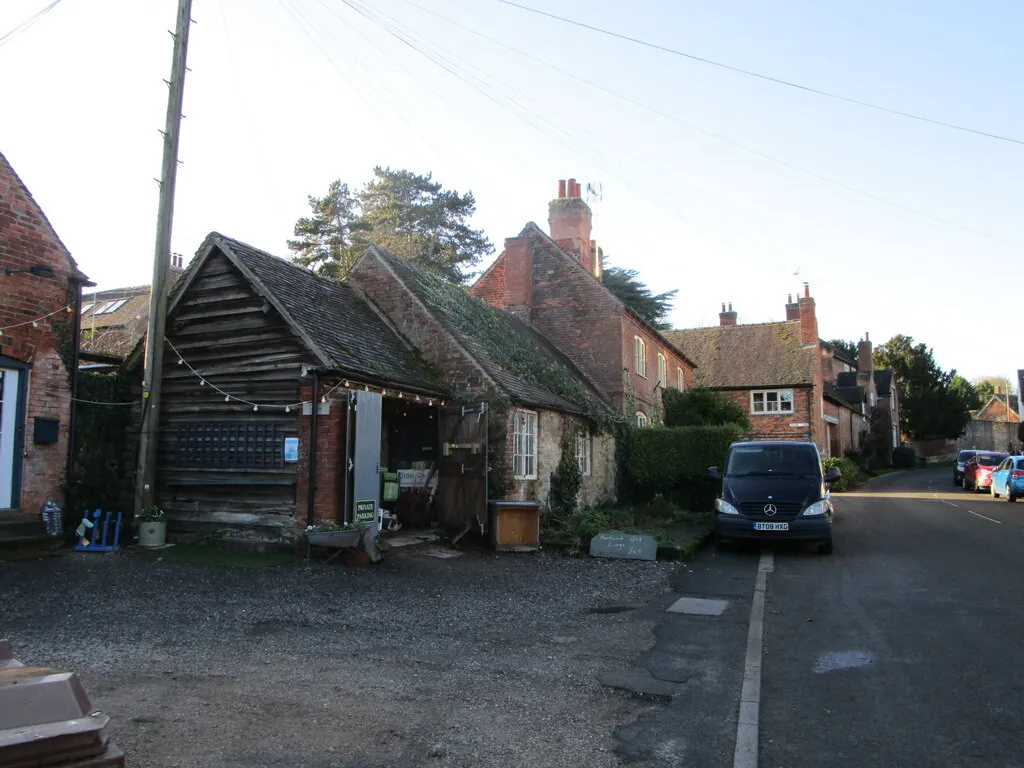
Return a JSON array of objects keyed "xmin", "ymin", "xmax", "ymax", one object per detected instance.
[{"xmin": 753, "ymin": 522, "xmax": 789, "ymax": 531}]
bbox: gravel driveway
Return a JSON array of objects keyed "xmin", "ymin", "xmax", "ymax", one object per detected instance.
[{"xmin": 1, "ymin": 545, "xmax": 679, "ymax": 767}]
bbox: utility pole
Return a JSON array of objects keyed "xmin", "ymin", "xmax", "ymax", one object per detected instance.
[{"xmin": 135, "ymin": 0, "xmax": 194, "ymax": 516}]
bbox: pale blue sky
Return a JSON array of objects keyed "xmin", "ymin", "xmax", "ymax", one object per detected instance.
[{"xmin": 2, "ymin": 0, "xmax": 1021, "ymax": 388}]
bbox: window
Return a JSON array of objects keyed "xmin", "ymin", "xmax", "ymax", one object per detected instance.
[
  {"xmin": 94, "ymin": 299, "xmax": 127, "ymax": 315},
  {"xmin": 676, "ymin": 367, "xmax": 685, "ymax": 390},
  {"xmin": 634, "ymin": 336, "xmax": 647, "ymax": 377},
  {"xmin": 80, "ymin": 302, "xmax": 95, "ymax": 314},
  {"xmin": 635, "ymin": 411, "xmax": 648, "ymax": 427},
  {"xmin": 575, "ymin": 430, "xmax": 591, "ymax": 476},
  {"xmin": 657, "ymin": 353, "xmax": 667, "ymax": 387},
  {"xmin": 751, "ymin": 389, "xmax": 794, "ymax": 414},
  {"xmin": 513, "ymin": 410, "xmax": 538, "ymax": 479}
]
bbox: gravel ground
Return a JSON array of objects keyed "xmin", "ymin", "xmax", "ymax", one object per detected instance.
[{"xmin": 1, "ymin": 545, "xmax": 681, "ymax": 768}]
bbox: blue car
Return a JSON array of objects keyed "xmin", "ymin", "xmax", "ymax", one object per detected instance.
[{"xmin": 990, "ymin": 456, "xmax": 1024, "ymax": 502}]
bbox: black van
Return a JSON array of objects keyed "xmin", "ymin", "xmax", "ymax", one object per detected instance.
[{"xmin": 708, "ymin": 441, "xmax": 840, "ymax": 554}]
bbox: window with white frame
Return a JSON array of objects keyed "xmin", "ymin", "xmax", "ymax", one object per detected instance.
[
  {"xmin": 657, "ymin": 353, "xmax": 667, "ymax": 387},
  {"xmin": 94, "ymin": 299, "xmax": 127, "ymax": 315},
  {"xmin": 676, "ymin": 367, "xmax": 685, "ymax": 390},
  {"xmin": 634, "ymin": 336, "xmax": 647, "ymax": 377},
  {"xmin": 80, "ymin": 302, "xmax": 95, "ymax": 314},
  {"xmin": 635, "ymin": 411, "xmax": 648, "ymax": 427},
  {"xmin": 750, "ymin": 389, "xmax": 794, "ymax": 414},
  {"xmin": 575, "ymin": 430, "xmax": 591, "ymax": 476},
  {"xmin": 513, "ymin": 410, "xmax": 538, "ymax": 479}
]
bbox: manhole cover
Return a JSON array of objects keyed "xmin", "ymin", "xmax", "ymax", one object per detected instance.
[{"xmin": 667, "ymin": 597, "xmax": 730, "ymax": 616}]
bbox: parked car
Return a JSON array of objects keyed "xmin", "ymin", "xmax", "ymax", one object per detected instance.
[
  {"xmin": 953, "ymin": 450, "xmax": 977, "ymax": 486},
  {"xmin": 708, "ymin": 441, "xmax": 841, "ymax": 554},
  {"xmin": 963, "ymin": 452, "xmax": 1009, "ymax": 492},
  {"xmin": 990, "ymin": 456, "xmax": 1024, "ymax": 502}
]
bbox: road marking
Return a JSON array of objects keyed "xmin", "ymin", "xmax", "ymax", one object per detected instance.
[
  {"xmin": 733, "ymin": 550, "xmax": 773, "ymax": 768},
  {"xmin": 968, "ymin": 510, "xmax": 1002, "ymax": 524}
]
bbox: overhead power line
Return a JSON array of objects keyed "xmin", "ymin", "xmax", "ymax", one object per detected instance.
[
  {"xmin": 400, "ymin": 0, "xmax": 1021, "ymax": 249},
  {"xmin": 0, "ymin": 0, "xmax": 66, "ymax": 49},
  {"xmin": 494, "ymin": 0, "xmax": 1024, "ymax": 147}
]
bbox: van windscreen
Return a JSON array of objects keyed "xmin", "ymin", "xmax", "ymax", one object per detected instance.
[{"xmin": 727, "ymin": 444, "xmax": 820, "ymax": 477}]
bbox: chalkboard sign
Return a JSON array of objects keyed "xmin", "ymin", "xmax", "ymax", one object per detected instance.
[{"xmin": 589, "ymin": 532, "xmax": 658, "ymax": 561}]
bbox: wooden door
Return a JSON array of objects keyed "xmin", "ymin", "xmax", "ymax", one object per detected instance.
[{"xmin": 436, "ymin": 402, "xmax": 488, "ymax": 531}]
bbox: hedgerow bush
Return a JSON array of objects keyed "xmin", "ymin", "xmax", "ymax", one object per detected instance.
[
  {"xmin": 823, "ymin": 457, "xmax": 861, "ymax": 492},
  {"xmin": 892, "ymin": 446, "xmax": 917, "ymax": 469},
  {"xmin": 626, "ymin": 424, "xmax": 742, "ymax": 502}
]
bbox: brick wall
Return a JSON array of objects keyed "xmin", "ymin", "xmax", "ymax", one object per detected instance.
[
  {"xmin": 1, "ymin": 154, "xmax": 78, "ymax": 513},
  {"xmin": 723, "ymin": 387, "xmax": 815, "ymax": 443},
  {"xmin": 295, "ymin": 384, "xmax": 345, "ymax": 524},
  {"xmin": 350, "ymin": 252, "xmax": 496, "ymax": 398},
  {"xmin": 620, "ymin": 314, "xmax": 693, "ymax": 419}
]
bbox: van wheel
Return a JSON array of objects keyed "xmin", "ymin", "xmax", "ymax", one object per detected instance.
[{"xmin": 818, "ymin": 538, "xmax": 834, "ymax": 555}]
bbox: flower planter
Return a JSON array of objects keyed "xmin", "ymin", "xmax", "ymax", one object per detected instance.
[
  {"xmin": 138, "ymin": 521, "xmax": 166, "ymax": 548},
  {"xmin": 307, "ymin": 528, "xmax": 366, "ymax": 549}
]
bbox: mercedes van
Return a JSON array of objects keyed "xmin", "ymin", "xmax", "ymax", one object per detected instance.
[{"xmin": 708, "ymin": 441, "xmax": 840, "ymax": 554}]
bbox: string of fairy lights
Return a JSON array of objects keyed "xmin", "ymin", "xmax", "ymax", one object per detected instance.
[
  {"xmin": 0, "ymin": 303, "xmax": 74, "ymax": 335},
  {"xmin": 2, "ymin": 307, "xmax": 447, "ymax": 410}
]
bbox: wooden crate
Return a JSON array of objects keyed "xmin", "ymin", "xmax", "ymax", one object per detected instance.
[{"xmin": 488, "ymin": 501, "xmax": 540, "ymax": 552}]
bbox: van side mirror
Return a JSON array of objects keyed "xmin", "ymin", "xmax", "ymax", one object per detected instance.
[
  {"xmin": 825, "ymin": 466, "xmax": 841, "ymax": 483},
  {"xmin": 706, "ymin": 466, "xmax": 721, "ymax": 480}
]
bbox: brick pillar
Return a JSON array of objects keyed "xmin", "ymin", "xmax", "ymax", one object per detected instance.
[
  {"xmin": 785, "ymin": 294, "xmax": 800, "ymax": 321},
  {"xmin": 295, "ymin": 385, "xmax": 345, "ymax": 524},
  {"xmin": 548, "ymin": 179, "xmax": 593, "ymax": 273}
]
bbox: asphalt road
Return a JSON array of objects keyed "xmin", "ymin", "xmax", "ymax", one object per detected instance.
[
  {"xmin": 761, "ymin": 467, "xmax": 1024, "ymax": 767},
  {"xmin": 638, "ymin": 467, "xmax": 1024, "ymax": 767}
]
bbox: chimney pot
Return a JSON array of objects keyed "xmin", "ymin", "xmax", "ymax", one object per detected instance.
[
  {"xmin": 803, "ymin": 282, "xmax": 810, "ymax": 298},
  {"xmin": 728, "ymin": 302, "xmax": 733, "ymax": 312},
  {"xmin": 558, "ymin": 179, "xmax": 566, "ymax": 198},
  {"xmin": 722, "ymin": 302, "xmax": 726, "ymax": 312},
  {"xmin": 567, "ymin": 178, "xmax": 577, "ymax": 197},
  {"xmin": 865, "ymin": 331, "xmax": 869, "ymax": 341}
]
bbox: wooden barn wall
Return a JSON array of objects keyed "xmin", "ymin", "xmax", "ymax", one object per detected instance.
[{"xmin": 156, "ymin": 251, "xmax": 315, "ymax": 517}]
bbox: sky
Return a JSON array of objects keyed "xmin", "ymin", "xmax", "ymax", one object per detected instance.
[{"xmin": 2, "ymin": 0, "xmax": 1022, "ymax": 390}]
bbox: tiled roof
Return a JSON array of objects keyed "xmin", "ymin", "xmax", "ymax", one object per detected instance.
[
  {"xmin": 365, "ymin": 245, "xmax": 609, "ymax": 414},
  {"xmin": 825, "ymin": 381, "xmax": 860, "ymax": 412},
  {"xmin": 821, "ymin": 340, "xmax": 857, "ymax": 367},
  {"xmin": 874, "ymin": 369, "xmax": 894, "ymax": 396},
  {"xmin": 664, "ymin": 322, "xmax": 816, "ymax": 388},
  {"xmin": 190, "ymin": 234, "xmax": 444, "ymax": 392}
]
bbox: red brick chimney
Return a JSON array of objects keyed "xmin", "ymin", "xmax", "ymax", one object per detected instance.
[
  {"xmin": 798, "ymin": 283, "xmax": 817, "ymax": 346},
  {"xmin": 719, "ymin": 302, "xmax": 737, "ymax": 326},
  {"xmin": 785, "ymin": 293, "xmax": 800, "ymax": 321},
  {"xmin": 504, "ymin": 236, "xmax": 533, "ymax": 319},
  {"xmin": 858, "ymin": 332, "xmax": 873, "ymax": 373},
  {"xmin": 549, "ymin": 178, "xmax": 594, "ymax": 275}
]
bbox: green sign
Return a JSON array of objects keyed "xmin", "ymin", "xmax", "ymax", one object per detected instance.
[{"xmin": 354, "ymin": 499, "xmax": 376, "ymax": 524}]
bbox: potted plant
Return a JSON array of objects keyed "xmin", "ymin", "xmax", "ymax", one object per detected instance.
[
  {"xmin": 305, "ymin": 520, "xmax": 368, "ymax": 549},
  {"xmin": 135, "ymin": 505, "xmax": 167, "ymax": 548}
]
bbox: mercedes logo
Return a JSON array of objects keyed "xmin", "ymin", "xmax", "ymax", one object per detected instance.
[{"xmin": 763, "ymin": 504, "xmax": 778, "ymax": 517}]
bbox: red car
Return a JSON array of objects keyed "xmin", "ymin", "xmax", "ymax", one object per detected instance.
[{"xmin": 963, "ymin": 452, "xmax": 1009, "ymax": 492}]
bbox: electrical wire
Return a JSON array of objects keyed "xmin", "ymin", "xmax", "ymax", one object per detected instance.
[
  {"xmin": 398, "ymin": 0, "xmax": 1022, "ymax": 249},
  {"xmin": 494, "ymin": 0, "xmax": 1024, "ymax": 147},
  {"xmin": 0, "ymin": 0, "xmax": 65, "ymax": 49}
]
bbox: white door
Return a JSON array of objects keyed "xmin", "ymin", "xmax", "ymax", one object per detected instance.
[{"xmin": 0, "ymin": 368, "xmax": 21, "ymax": 509}]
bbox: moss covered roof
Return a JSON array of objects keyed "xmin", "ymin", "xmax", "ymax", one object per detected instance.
[
  {"xmin": 365, "ymin": 245, "xmax": 611, "ymax": 417},
  {"xmin": 665, "ymin": 322, "xmax": 816, "ymax": 388}
]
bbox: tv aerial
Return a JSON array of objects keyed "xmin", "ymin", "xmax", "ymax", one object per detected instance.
[{"xmin": 585, "ymin": 181, "xmax": 603, "ymax": 205}]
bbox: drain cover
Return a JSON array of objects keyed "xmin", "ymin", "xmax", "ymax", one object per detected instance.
[{"xmin": 667, "ymin": 597, "xmax": 730, "ymax": 616}]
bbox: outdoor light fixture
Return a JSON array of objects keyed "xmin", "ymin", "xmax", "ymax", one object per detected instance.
[{"xmin": 4, "ymin": 265, "xmax": 55, "ymax": 278}]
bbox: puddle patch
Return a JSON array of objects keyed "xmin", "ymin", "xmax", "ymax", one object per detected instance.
[{"xmin": 814, "ymin": 650, "xmax": 875, "ymax": 673}]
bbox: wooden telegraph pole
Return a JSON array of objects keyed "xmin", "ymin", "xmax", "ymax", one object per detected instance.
[{"xmin": 135, "ymin": 0, "xmax": 194, "ymax": 516}]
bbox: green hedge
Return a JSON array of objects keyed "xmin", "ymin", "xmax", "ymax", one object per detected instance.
[
  {"xmin": 626, "ymin": 424, "xmax": 742, "ymax": 497},
  {"xmin": 823, "ymin": 456, "xmax": 861, "ymax": 492},
  {"xmin": 892, "ymin": 446, "xmax": 917, "ymax": 469}
]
